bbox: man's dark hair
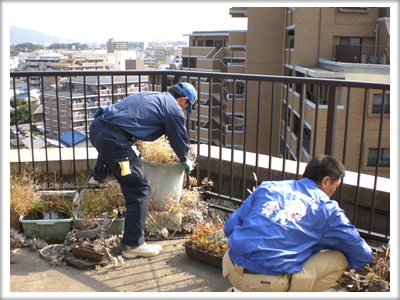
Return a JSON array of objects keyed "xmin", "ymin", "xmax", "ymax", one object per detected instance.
[
  {"xmin": 302, "ymin": 155, "xmax": 345, "ymax": 184},
  {"xmin": 168, "ymin": 85, "xmax": 185, "ymax": 99}
]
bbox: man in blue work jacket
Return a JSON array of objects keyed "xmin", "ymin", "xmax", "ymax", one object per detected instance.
[
  {"xmin": 89, "ymin": 82, "xmax": 197, "ymax": 259},
  {"xmin": 222, "ymin": 155, "xmax": 373, "ymax": 292}
]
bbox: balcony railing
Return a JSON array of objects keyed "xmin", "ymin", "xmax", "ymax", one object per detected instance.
[{"xmin": 10, "ymin": 70, "xmax": 390, "ymax": 242}]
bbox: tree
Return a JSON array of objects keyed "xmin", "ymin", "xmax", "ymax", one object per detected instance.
[{"xmin": 10, "ymin": 105, "xmax": 33, "ymax": 126}]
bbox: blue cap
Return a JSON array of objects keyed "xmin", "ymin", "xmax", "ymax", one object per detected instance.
[{"xmin": 175, "ymin": 82, "xmax": 197, "ymax": 114}]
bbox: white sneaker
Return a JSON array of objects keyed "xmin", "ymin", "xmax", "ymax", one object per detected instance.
[
  {"xmin": 88, "ymin": 176, "xmax": 100, "ymax": 187},
  {"xmin": 122, "ymin": 243, "xmax": 161, "ymax": 258}
]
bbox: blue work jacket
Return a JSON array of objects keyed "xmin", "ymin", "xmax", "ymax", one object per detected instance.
[
  {"xmin": 103, "ymin": 91, "xmax": 189, "ymax": 162},
  {"xmin": 224, "ymin": 178, "xmax": 373, "ymax": 275}
]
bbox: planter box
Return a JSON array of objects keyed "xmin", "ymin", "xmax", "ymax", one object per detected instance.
[
  {"xmin": 183, "ymin": 244, "xmax": 223, "ymax": 268},
  {"xmin": 106, "ymin": 218, "xmax": 124, "ymax": 235},
  {"xmin": 71, "ymin": 246, "xmax": 106, "ymax": 262},
  {"xmin": 77, "ymin": 189, "xmax": 125, "ymax": 235},
  {"xmin": 20, "ymin": 190, "xmax": 79, "ymax": 240},
  {"xmin": 20, "ymin": 215, "xmax": 73, "ymax": 240}
]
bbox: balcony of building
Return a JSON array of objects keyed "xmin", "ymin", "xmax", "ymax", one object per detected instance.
[{"xmin": 10, "ymin": 69, "xmax": 390, "ymax": 243}]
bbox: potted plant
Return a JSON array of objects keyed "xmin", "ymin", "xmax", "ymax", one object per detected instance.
[
  {"xmin": 19, "ymin": 190, "xmax": 79, "ymax": 241},
  {"xmin": 10, "ymin": 172, "xmax": 40, "ymax": 231},
  {"xmin": 137, "ymin": 135, "xmax": 196, "ymax": 211},
  {"xmin": 184, "ymin": 219, "xmax": 229, "ymax": 268},
  {"xmin": 75, "ymin": 178, "xmax": 126, "ymax": 236}
]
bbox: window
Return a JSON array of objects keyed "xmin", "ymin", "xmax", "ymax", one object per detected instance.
[
  {"xmin": 61, "ymin": 122, "xmax": 67, "ymax": 129},
  {"xmin": 60, "ymin": 99, "xmax": 66, "ymax": 105},
  {"xmin": 368, "ymin": 148, "xmax": 390, "ymax": 167},
  {"xmin": 53, "ymin": 131, "xmax": 58, "ymax": 138},
  {"xmin": 52, "ymin": 98, "xmax": 57, "ymax": 104},
  {"xmin": 60, "ymin": 110, "xmax": 66, "ymax": 117},
  {"xmin": 372, "ymin": 94, "xmax": 390, "ymax": 114},
  {"xmin": 198, "ymin": 40, "xmax": 204, "ymax": 47},
  {"xmin": 340, "ymin": 37, "xmax": 361, "ymax": 46},
  {"xmin": 45, "ymin": 118, "xmax": 50, "ymax": 126},
  {"xmin": 45, "ymin": 107, "xmax": 49, "ymax": 114},
  {"xmin": 52, "ymin": 109, "xmax": 57, "ymax": 115},
  {"xmin": 53, "ymin": 120, "xmax": 58, "ymax": 127},
  {"xmin": 206, "ymin": 40, "xmax": 214, "ymax": 47},
  {"xmin": 44, "ymin": 97, "xmax": 49, "ymax": 103}
]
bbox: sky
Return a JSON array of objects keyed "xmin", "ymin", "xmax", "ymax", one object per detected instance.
[{"xmin": 3, "ymin": 1, "xmax": 250, "ymax": 44}]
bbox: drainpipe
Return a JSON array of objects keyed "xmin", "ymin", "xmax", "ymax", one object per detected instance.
[{"xmin": 374, "ymin": 24, "xmax": 379, "ymax": 57}]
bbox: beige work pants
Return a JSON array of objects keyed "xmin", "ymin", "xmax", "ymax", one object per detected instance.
[{"xmin": 222, "ymin": 249, "xmax": 348, "ymax": 292}]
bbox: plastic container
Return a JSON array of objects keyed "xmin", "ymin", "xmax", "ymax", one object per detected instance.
[
  {"xmin": 140, "ymin": 158, "xmax": 185, "ymax": 210},
  {"xmin": 77, "ymin": 189, "xmax": 125, "ymax": 235},
  {"xmin": 20, "ymin": 190, "xmax": 79, "ymax": 240}
]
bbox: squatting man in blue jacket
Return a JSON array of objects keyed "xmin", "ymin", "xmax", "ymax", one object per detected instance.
[
  {"xmin": 222, "ymin": 155, "xmax": 373, "ymax": 292},
  {"xmin": 88, "ymin": 82, "xmax": 197, "ymax": 259}
]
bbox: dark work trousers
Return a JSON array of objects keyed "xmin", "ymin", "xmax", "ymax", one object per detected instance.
[{"xmin": 89, "ymin": 116, "xmax": 151, "ymax": 247}]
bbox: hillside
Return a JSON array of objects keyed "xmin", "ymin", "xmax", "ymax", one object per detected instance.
[{"xmin": 10, "ymin": 26, "xmax": 76, "ymax": 44}]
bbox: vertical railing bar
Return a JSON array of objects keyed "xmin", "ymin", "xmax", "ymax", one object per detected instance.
[
  {"xmin": 11, "ymin": 77, "xmax": 22, "ymax": 174},
  {"xmin": 83, "ymin": 76, "xmax": 89, "ymax": 172},
  {"xmin": 185, "ymin": 76, "xmax": 191, "ymax": 186},
  {"xmin": 369, "ymin": 90, "xmax": 386, "ymax": 232},
  {"xmin": 296, "ymin": 84, "xmax": 306, "ymax": 179},
  {"xmin": 71, "ymin": 76, "xmax": 77, "ymax": 186},
  {"xmin": 325, "ymin": 85, "xmax": 338, "ymax": 156},
  {"xmin": 353, "ymin": 88, "xmax": 369, "ymax": 224},
  {"xmin": 55, "ymin": 75, "xmax": 63, "ymax": 185},
  {"xmin": 242, "ymin": 80, "xmax": 249, "ymax": 200},
  {"xmin": 139, "ymin": 75, "xmax": 142, "ymax": 92},
  {"xmin": 230, "ymin": 79, "xmax": 236, "ymax": 197},
  {"xmin": 111, "ymin": 75, "xmax": 115, "ymax": 104},
  {"xmin": 282, "ymin": 83, "xmax": 289, "ymax": 180},
  {"xmin": 26, "ymin": 77, "xmax": 35, "ymax": 171},
  {"xmin": 338, "ymin": 87, "xmax": 351, "ymax": 207},
  {"xmin": 207, "ymin": 78, "xmax": 212, "ymax": 183},
  {"xmin": 218, "ymin": 78, "xmax": 224, "ymax": 196},
  {"xmin": 268, "ymin": 82, "xmax": 276, "ymax": 181},
  {"xmin": 255, "ymin": 81, "xmax": 262, "ymax": 184},
  {"xmin": 41, "ymin": 75, "xmax": 49, "ymax": 180},
  {"xmin": 125, "ymin": 75, "xmax": 128, "ymax": 97},
  {"xmin": 312, "ymin": 85, "xmax": 320, "ymax": 158},
  {"xmin": 196, "ymin": 76, "xmax": 201, "ymax": 187}
]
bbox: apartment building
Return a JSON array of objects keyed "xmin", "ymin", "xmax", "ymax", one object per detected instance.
[
  {"xmin": 42, "ymin": 76, "xmax": 149, "ymax": 138},
  {"xmin": 17, "ymin": 53, "xmax": 64, "ymax": 88},
  {"xmin": 107, "ymin": 38, "xmax": 129, "ymax": 53},
  {"xmin": 182, "ymin": 7, "xmax": 390, "ymax": 178},
  {"xmin": 52, "ymin": 54, "xmax": 107, "ymax": 70}
]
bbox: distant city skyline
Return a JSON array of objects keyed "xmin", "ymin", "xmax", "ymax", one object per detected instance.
[{"xmin": 3, "ymin": 2, "xmax": 249, "ymax": 44}]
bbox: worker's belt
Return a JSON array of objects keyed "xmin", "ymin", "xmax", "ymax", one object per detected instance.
[
  {"xmin": 229, "ymin": 255, "xmax": 259, "ymax": 275},
  {"xmin": 100, "ymin": 112, "xmax": 135, "ymax": 142}
]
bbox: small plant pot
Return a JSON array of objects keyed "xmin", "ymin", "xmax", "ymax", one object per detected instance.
[
  {"xmin": 183, "ymin": 244, "xmax": 223, "ymax": 268},
  {"xmin": 73, "ymin": 223, "xmax": 101, "ymax": 239},
  {"xmin": 40, "ymin": 244, "xmax": 66, "ymax": 260},
  {"xmin": 71, "ymin": 246, "xmax": 106, "ymax": 262}
]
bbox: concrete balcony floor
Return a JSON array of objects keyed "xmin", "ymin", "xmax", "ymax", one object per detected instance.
[{"xmin": 9, "ymin": 236, "xmax": 347, "ymax": 294}]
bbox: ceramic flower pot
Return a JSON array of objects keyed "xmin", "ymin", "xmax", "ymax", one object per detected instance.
[{"xmin": 73, "ymin": 223, "xmax": 101, "ymax": 239}]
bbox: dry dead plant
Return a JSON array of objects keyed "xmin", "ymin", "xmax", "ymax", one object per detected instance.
[
  {"xmin": 137, "ymin": 135, "xmax": 180, "ymax": 163},
  {"xmin": 10, "ymin": 171, "xmax": 41, "ymax": 216}
]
